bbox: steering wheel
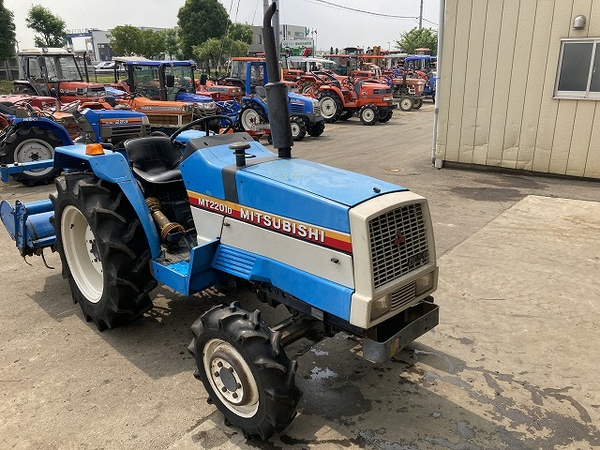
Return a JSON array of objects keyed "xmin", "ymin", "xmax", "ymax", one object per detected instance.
[{"xmin": 170, "ymin": 114, "xmax": 235, "ymax": 145}]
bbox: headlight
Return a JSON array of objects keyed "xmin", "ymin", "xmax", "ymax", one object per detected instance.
[
  {"xmin": 415, "ymin": 272, "xmax": 435, "ymax": 296},
  {"xmin": 141, "ymin": 116, "xmax": 150, "ymax": 126},
  {"xmin": 370, "ymin": 296, "xmax": 391, "ymax": 321},
  {"xmin": 183, "ymin": 103, "xmax": 194, "ymax": 113},
  {"xmin": 383, "ymin": 96, "xmax": 393, "ymax": 101}
]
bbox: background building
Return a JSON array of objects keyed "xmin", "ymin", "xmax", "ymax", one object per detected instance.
[
  {"xmin": 249, "ymin": 24, "xmax": 311, "ymax": 55},
  {"xmin": 435, "ymin": 0, "xmax": 600, "ymax": 179}
]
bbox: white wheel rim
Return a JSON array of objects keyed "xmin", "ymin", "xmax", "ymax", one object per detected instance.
[
  {"xmin": 319, "ymin": 97, "xmax": 337, "ymax": 119},
  {"xmin": 291, "ymin": 121, "xmax": 300, "ymax": 136},
  {"xmin": 14, "ymin": 139, "xmax": 55, "ymax": 176},
  {"xmin": 241, "ymin": 109, "xmax": 260, "ymax": 130},
  {"xmin": 203, "ymin": 338, "xmax": 259, "ymax": 418},
  {"xmin": 362, "ymin": 109, "xmax": 375, "ymax": 122},
  {"xmin": 61, "ymin": 205, "xmax": 103, "ymax": 303},
  {"xmin": 401, "ymin": 99, "xmax": 412, "ymax": 109}
]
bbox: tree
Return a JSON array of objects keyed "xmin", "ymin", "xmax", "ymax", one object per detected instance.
[
  {"xmin": 177, "ymin": 0, "xmax": 229, "ymax": 58},
  {"xmin": 109, "ymin": 25, "xmax": 143, "ymax": 56},
  {"xmin": 26, "ymin": 5, "xmax": 66, "ymax": 48},
  {"xmin": 192, "ymin": 36, "xmax": 248, "ymax": 73},
  {"xmin": 139, "ymin": 29, "xmax": 165, "ymax": 59},
  {"xmin": 162, "ymin": 29, "xmax": 181, "ymax": 60},
  {"xmin": 227, "ymin": 23, "xmax": 252, "ymax": 45},
  {"xmin": 0, "ymin": 0, "xmax": 16, "ymax": 60},
  {"xmin": 396, "ymin": 27, "xmax": 438, "ymax": 56}
]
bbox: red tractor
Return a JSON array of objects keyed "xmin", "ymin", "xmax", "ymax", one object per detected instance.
[{"xmin": 309, "ymin": 71, "xmax": 396, "ymax": 125}]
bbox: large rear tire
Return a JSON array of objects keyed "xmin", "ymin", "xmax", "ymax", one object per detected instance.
[
  {"xmin": 52, "ymin": 173, "xmax": 156, "ymax": 330},
  {"xmin": 0, "ymin": 127, "xmax": 63, "ymax": 186},
  {"xmin": 317, "ymin": 93, "xmax": 342, "ymax": 123},
  {"xmin": 239, "ymin": 104, "xmax": 268, "ymax": 132},
  {"xmin": 188, "ymin": 302, "xmax": 301, "ymax": 440}
]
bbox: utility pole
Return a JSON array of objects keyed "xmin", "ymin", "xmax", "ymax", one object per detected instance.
[{"xmin": 419, "ymin": 0, "xmax": 424, "ymax": 28}]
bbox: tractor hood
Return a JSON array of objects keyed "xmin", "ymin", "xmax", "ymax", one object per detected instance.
[
  {"xmin": 181, "ymin": 135, "xmax": 407, "ymax": 233},
  {"xmin": 176, "ymin": 91, "xmax": 215, "ymax": 105}
]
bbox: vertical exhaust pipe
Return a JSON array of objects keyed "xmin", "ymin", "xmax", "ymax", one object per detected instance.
[{"xmin": 263, "ymin": 3, "xmax": 293, "ymax": 158}]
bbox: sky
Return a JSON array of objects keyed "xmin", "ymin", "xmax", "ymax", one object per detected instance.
[{"xmin": 5, "ymin": 0, "xmax": 440, "ymax": 53}]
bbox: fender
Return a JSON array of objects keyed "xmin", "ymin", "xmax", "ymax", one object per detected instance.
[
  {"xmin": 243, "ymin": 97, "xmax": 269, "ymax": 120},
  {"xmin": 0, "ymin": 117, "xmax": 73, "ymax": 157},
  {"xmin": 53, "ymin": 144, "xmax": 162, "ymax": 258},
  {"xmin": 10, "ymin": 117, "xmax": 73, "ymax": 144}
]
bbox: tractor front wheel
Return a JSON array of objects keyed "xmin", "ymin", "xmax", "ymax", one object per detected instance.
[
  {"xmin": 52, "ymin": 173, "xmax": 156, "ymax": 330},
  {"xmin": 412, "ymin": 98, "xmax": 424, "ymax": 110},
  {"xmin": 0, "ymin": 127, "xmax": 63, "ymax": 186},
  {"xmin": 359, "ymin": 104, "xmax": 380, "ymax": 126},
  {"xmin": 290, "ymin": 116, "xmax": 307, "ymax": 141},
  {"xmin": 189, "ymin": 303, "xmax": 301, "ymax": 440}
]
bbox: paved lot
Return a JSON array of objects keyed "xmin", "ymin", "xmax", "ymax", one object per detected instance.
[{"xmin": 1, "ymin": 104, "xmax": 599, "ymax": 449}]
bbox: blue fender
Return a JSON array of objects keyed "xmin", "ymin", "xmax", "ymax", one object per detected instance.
[
  {"xmin": 10, "ymin": 117, "xmax": 73, "ymax": 145},
  {"xmin": 53, "ymin": 144, "xmax": 162, "ymax": 258}
]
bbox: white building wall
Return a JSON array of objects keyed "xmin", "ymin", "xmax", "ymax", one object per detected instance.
[{"xmin": 436, "ymin": 0, "xmax": 600, "ymax": 179}]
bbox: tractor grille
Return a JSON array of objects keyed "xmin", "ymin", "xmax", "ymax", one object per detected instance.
[
  {"xmin": 101, "ymin": 124, "xmax": 148, "ymax": 143},
  {"xmin": 147, "ymin": 114, "xmax": 193, "ymax": 127},
  {"xmin": 390, "ymin": 281, "xmax": 416, "ymax": 311},
  {"xmin": 369, "ymin": 202, "xmax": 430, "ymax": 289},
  {"xmin": 373, "ymin": 88, "xmax": 393, "ymax": 95},
  {"xmin": 289, "ymin": 103, "xmax": 306, "ymax": 115},
  {"xmin": 89, "ymin": 86, "xmax": 107, "ymax": 97}
]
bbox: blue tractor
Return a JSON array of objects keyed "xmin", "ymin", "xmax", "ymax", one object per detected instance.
[
  {"xmin": 227, "ymin": 57, "xmax": 325, "ymax": 140},
  {"xmin": 0, "ymin": 5, "xmax": 440, "ymax": 440},
  {"xmin": 0, "ymin": 102, "xmax": 151, "ymax": 185}
]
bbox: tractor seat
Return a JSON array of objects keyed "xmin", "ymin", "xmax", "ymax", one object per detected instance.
[
  {"xmin": 354, "ymin": 80, "xmax": 364, "ymax": 97},
  {"xmin": 255, "ymin": 85, "xmax": 267, "ymax": 99},
  {"xmin": 124, "ymin": 136, "xmax": 183, "ymax": 184}
]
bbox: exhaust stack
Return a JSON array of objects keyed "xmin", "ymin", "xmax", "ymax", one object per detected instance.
[{"xmin": 262, "ymin": 3, "xmax": 293, "ymax": 158}]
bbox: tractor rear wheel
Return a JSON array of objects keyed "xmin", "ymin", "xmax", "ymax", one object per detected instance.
[
  {"xmin": 307, "ymin": 121, "xmax": 325, "ymax": 137},
  {"xmin": 290, "ymin": 116, "xmax": 307, "ymax": 141},
  {"xmin": 412, "ymin": 98, "xmax": 424, "ymax": 110},
  {"xmin": 189, "ymin": 302, "xmax": 301, "ymax": 440},
  {"xmin": 239, "ymin": 104, "xmax": 268, "ymax": 132},
  {"xmin": 0, "ymin": 127, "xmax": 63, "ymax": 186},
  {"xmin": 318, "ymin": 93, "xmax": 342, "ymax": 123},
  {"xmin": 359, "ymin": 104, "xmax": 380, "ymax": 126},
  {"xmin": 52, "ymin": 173, "xmax": 156, "ymax": 331},
  {"xmin": 398, "ymin": 96, "xmax": 414, "ymax": 112}
]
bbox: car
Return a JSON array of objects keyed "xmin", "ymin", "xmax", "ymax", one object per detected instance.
[{"xmin": 94, "ymin": 61, "xmax": 116, "ymax": 71}]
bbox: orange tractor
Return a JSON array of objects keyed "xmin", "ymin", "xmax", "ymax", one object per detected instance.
[
  {"xmin": 14, "ymin": 48, "xmax": 106, "ymax": 103},
  {"xmin": 305, "ymin": 71, "xmax": 396, "ymax": 125}
]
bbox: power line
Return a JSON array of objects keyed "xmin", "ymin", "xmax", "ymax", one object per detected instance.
[{"xmin": 300, "ymin": 0, "xmax": 438, "ymax": 26}]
